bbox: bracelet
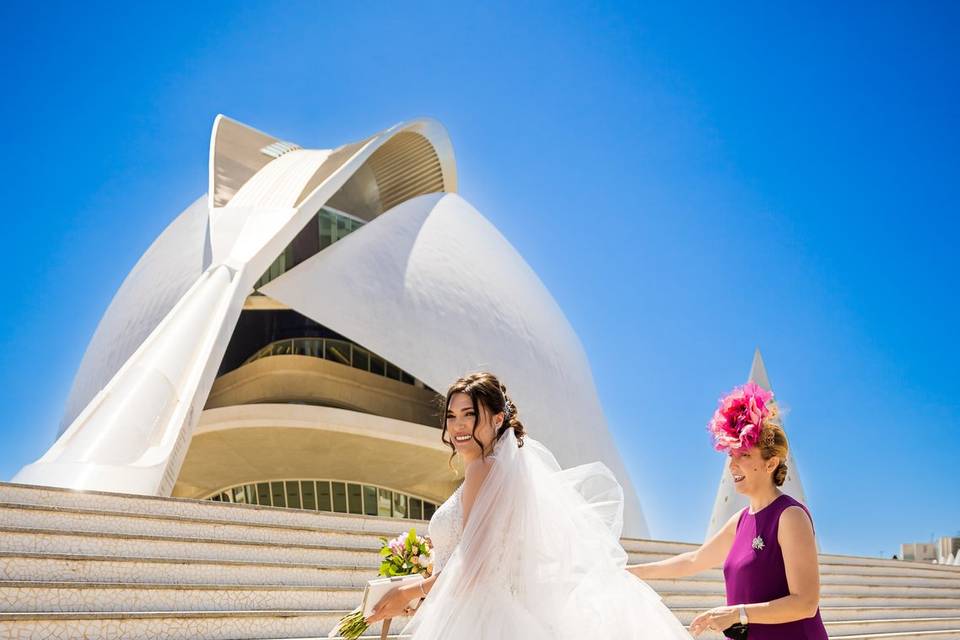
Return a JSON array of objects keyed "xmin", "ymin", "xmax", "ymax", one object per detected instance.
[
  {"xmin": 738, "ymin": 604, "xmax": 748, "ymax": 626},
  {"xmin": 419, "ymin": 579, "xmax": 428, "ymax": 598}
]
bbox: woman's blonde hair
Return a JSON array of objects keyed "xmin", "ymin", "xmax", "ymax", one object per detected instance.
[{"xmin": 758, "ymin": 404, "xmax": 789, "ymax": 486}]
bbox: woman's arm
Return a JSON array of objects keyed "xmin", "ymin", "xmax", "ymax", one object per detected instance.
[
  {"xmin": 689, "ymin": 506, "xmax": 821, "ymax": 635},
  {"xmin": 626, "ymin": 510, "xmax": 739, "ymax": 580},
  {"xmin": 744, "ymin": 506, "xmax": 821, "ymax": 621},
  {"xmin": 367, "ymin": 457, "xmax": 497, "ymax": 624}
]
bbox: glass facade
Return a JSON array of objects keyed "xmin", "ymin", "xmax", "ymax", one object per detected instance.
[
  {"xmin": 318, "ymin": 208, "xmax": 363, "ymax": 251},
  {"xmin": 207, "ymin": 479, "xmax": 438, "ymax": 520},
  {"xmin": 254, "ymin": 246, "xmax": 292, "ymax": 290},
  {"xmin": 255, "ymin": 207, "xmax": 363, "ymax": 290},
  {"xmin": 243, "ymin": 337, "xmax": 418, "ymax": 386}
]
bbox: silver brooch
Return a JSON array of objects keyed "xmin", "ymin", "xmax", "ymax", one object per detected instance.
[{"xmin": 752, "ymin": 535, "xmax": 765, "ymax": 551}]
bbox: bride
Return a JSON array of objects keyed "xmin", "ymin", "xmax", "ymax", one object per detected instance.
[{"xmin": 364, "ymin": 372, "xmax": 692, "ymax": 639}]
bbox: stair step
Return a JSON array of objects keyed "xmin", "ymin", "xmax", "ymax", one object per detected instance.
[
  {"xmin": 657, "ymin": 592, "xmax": 960, "ymax": 608},
  {"xmin": 10, "ymin": 579, "xmax": 960, "ymax": 619},
  {"xmin": 0, "ymin": 483, "xmax": 425, "ymax": 536},
  {"xmin": 671, "ymin": 612, "xmax": 960, "ymax": 636},
  {"xmin": 0, "ymin": 609, "xmax": 387, "ymax": 640},
  {"xmin": 0, "ymin": 502, "xmax": 401, "ymax": 548},
  {"xmin": 4, "ymin": 610, "xmax": 959, "ymax": 640},
  {"xmin": 0, "ymin": 580, "xmax": 363, "ymax": 612},
  {"xmin": 824, "ymin": 617, "xmax": 960, "ymax": 634},
  {"xmin": 0, "ymin": 525, "xmax": 382, "ymax": 567},
  {"xmin": 0, "ymin": 551, "xmax": 373, "ymax": 587},
  {"xmin": 669, "ymin": 606, "xmax": 960, "ymax": 623}
]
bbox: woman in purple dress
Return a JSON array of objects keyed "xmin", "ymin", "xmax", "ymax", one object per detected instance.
[{"xmin": 627, "ymin": 383, "xmax": 828, "ymax": 639}]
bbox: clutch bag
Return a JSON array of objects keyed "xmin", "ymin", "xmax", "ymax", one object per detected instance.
[{"xmin": 361, "ymin": 574, "xmax": 425, "ymax": 619}]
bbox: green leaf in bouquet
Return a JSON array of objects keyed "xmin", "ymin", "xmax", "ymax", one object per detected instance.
[{"xmin": 379, "ymin": 546, "xmax": 391, "ymax": 557}]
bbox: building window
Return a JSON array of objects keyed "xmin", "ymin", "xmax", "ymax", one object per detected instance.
[
  {"xmin": 255, "ymin": 206, "xmax": 365, "ymax": 290},
  {"xmin": 347, "ymin": 483, "xmax": 363, "ymax": 515},
  {"xmin": 319, "ymin": 207, "xmax": 363, "ymax": 251},
  {"xmin": 243, "ymin": 336, "xmax": 430, "ymax": 390},
  {"xmin": 318, "ymin": 481, "xmax": 332, "ymax": 511},
  {"xmin": 204, "ymin": 478, "xmax": 439, "ymax": 521},
  {"xmin": 332, "ymin": 482, "xmax": 347, "ymax": 513},
  {"xmin": 363, "ymin": 485, "xmax": 378, "ymax": 517}
]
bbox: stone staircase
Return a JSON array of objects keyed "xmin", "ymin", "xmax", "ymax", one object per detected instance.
[{"xmin": 1, "ymin": 481, "xmax": 958, "ymax": 639}]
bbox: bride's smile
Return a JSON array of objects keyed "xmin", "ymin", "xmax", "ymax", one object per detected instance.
[{"xmin": 445, "ymin": 392, "xmax": 499, "ymax": 461}]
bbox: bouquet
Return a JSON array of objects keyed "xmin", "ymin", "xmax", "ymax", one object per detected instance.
[
  {"xmin": 329, "ymin": 528, "xmax": 434, "ymax": 639},
  {"xmin": 378, "ymin": 528, "xmax": 434, "ymax": 577}
]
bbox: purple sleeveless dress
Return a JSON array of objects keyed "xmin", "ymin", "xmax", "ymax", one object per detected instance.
[{"xmin": 723, "ymin": 493, "xmax": 828, "ymax": 639}]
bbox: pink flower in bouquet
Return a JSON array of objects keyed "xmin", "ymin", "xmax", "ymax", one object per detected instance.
[
  {"xmin": 708, "ymin": 382, "xmax": 774, "ymax": 454},
  {"xmin": 388, "ymin": 536, "xmax": 405, "ymax": 556}
]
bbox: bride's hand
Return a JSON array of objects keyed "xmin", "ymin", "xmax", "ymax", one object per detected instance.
[
  {"xmin": 689, "ymin": 605, "xmax": 738, "ymax": 636},
  {"xmin": 364, "ymin": 585, "xmax": 418, "ymax": 625}
]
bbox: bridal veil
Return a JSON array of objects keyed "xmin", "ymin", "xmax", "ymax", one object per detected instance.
[{"xmin": 400, "ymin": 428, "xmax": 692, "ymax": 639}]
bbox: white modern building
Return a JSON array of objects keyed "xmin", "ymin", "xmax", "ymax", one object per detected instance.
[
  {"xmin": 12, "ymin": 115, "xmax": 650, "ymax": 538},
  {"xmin": 901, "ymin": 537, "xmax": 960, "ymax": 564}
]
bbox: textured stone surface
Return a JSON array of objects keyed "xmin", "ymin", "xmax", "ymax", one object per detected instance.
[
  {"xmin": 1, "ymin": 482, "xmax": 959, "ymax": 639},
  {"xmin": 0, "ymin": 526, "xmax": 380, "ymax": 566}
]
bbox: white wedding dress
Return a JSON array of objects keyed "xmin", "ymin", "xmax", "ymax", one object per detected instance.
[{"xmin": 400, "ymin": 428, "xmax": 693, "ymax": 639}]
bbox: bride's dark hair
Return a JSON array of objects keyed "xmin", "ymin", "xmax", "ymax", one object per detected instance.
[{"xmin": 441, "ymin": 372, "xmax": 526, "ymax": 468}]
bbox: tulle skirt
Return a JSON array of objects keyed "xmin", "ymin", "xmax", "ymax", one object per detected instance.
[{"xmin": 400, "ymin": 430, "xmax": 692, "ymax": 639}]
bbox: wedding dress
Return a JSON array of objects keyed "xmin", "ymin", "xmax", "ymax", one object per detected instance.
[{"xmin": 401, "ymin": 428, "xmax": 693, "ymax": 639}]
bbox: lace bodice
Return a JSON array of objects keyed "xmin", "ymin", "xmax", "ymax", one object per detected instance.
[
  {"xmin": 428, "ymin": 453, "xmax": 498, "ymax": 574},
  {"xmin": 428, "ymin": 482, "xmax": 464, "ymax": 574}
]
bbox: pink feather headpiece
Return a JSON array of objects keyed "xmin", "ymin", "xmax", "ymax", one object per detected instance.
[{"xmin": 707, "ymin": 382, "xmax": 774, "ymax": 454}]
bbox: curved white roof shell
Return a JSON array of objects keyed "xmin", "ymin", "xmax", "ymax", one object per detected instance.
[{"xmin": 14, "ymin": 115, "xmax": 649, "ymax": 538}]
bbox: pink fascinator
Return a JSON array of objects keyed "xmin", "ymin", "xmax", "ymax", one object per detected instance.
[{"xmin": 707, "ymin": 382, "xmax": 774, "ymax": 454}]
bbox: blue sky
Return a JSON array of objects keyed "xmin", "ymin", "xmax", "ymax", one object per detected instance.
[{"xmin": 1, "ymin": 2, "xmax": 957, "ymax": 557}]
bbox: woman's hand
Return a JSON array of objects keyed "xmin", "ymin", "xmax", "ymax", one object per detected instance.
[
  {"xmin": 689, "ymin": 605, "xmax": 739, "ymax": 637},
  {"xmin": 364, "ymin": 584, "xmax": 419, "ymax": 625}
]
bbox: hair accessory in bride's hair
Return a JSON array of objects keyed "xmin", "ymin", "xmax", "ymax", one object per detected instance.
[{"xmin": 708, "ymin": 382, "xmax": 774, "ymax": 454}]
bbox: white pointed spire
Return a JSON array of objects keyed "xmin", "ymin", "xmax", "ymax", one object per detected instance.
[
  {"xmin": 705, "ymin": 349, "xmax": 813, "ymax": 541},
  {"xmin": 748, "ymin": 347, "xmax": 771, "ymax": 391}
]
